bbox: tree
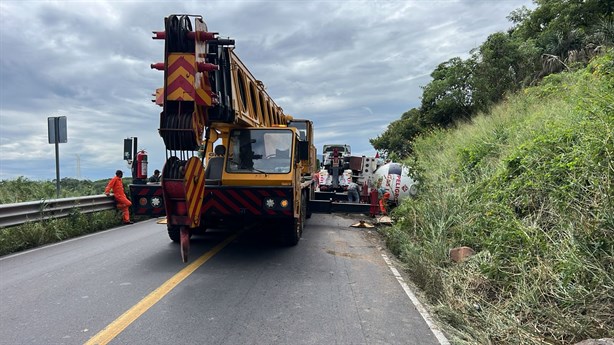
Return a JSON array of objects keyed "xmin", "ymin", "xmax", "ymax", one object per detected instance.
[
  {"xmin": 472, "ymin": 32, "xmax": 526, "ymax": 109},
  {"xmin": 420, "ymin": 57, "xmax": 477, "ymax": 126},
  {"xmin": 510, "ymin": 0, "xmax": 613, "ymax": 72},
  {"xmin": 511, "ymin": 0, "xmax": 612, "ymax": 41},
  {"xmin": 370, "ymin": 108, "xmax": 423, "ymax": 158}
]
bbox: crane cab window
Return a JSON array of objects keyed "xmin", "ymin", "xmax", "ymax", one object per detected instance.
[
  {"xmin": 227, "ymin": 129, "xmax": 293, "ymax": 174},
  {"xmin": 288, "ymin": 120, "xmax": 307, "ymax": 141}
]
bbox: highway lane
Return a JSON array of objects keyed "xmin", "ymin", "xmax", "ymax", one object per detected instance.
[{"xmin": 0, "ymin": 214, "xmax": 444, "ymax": 345}]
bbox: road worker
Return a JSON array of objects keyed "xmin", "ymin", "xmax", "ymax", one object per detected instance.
[
  {"xmin": 379, "ymin": 192, "xmax": 390, "ymax": 215},
  {"xmin": 105, "ymin": 170, "xmax": 133, "ymax": 224},
  {"xmin": 347, "ymin": 181, "xmax": 360, "ymax": 202},
  {"xmin": 148, "ymin": 169, "xmax": 161, "ymax": 183}
]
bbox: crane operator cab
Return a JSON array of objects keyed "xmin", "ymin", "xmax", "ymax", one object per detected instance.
[{"xmin": 227, "ymin": 128, "xmax": 293, "ymax": 175}]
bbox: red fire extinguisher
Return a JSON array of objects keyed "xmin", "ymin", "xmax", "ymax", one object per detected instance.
[{"xmin": 136, "ymin": 149, "xmax": 148, "ymax": 179}]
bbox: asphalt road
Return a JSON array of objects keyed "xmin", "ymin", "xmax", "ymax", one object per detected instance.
[{"xmin": 0, "ymin": 214, "xmax": 444, "ymax": 345}]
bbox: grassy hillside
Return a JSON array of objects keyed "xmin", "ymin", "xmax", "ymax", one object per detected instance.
[{"xmin": 384, "ymin": 51, "xmax": 613, "ymax": 344}]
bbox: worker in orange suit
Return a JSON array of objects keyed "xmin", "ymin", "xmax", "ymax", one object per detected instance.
[
  {"xmin": 105, "ymin": 170, "xmax": 133, "ymax": 224},
  {"xmin": 379, "ymin": 192, "xmax": 390, "ymax": 215}
]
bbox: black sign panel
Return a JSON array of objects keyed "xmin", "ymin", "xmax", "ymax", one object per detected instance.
[
  {"xmin": 124, "ymin": 138, "xmax": 133, "ymax": 161},
  {"xmin": 48, "ymin": 116, "xmax": 67, "ymax": 144}
]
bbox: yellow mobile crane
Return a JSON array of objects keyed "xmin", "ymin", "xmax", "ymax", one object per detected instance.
[{"xmin": 130, "ymin": 14, "xmax": 316, "ymax": 262}]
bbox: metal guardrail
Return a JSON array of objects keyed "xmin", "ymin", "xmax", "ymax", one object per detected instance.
[{"xmin": 0, "ymin": 195, "xmax": 116, "ymax": 228}]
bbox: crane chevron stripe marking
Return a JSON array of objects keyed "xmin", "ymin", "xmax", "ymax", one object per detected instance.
[
  {"xmin": 200, "ymin": 188, "xmax": 295, "ymax": 216},
  {"xmin": 166, "ymin": 77, "xmax": 195, "ymax": 97},
  {"xmin": 195, "ymin": 88, "xmax": 212, "ymax": 106},
  {"xmin": 167, "ymin": 62, "xmax": 194, "ymax": 75},
  {"xmin": 188, "ymin": 183, "xmax": 204, "ymax": 224},
  {"xmin": 167, "ymin": 54, "xmax": 195, "ymax": 74},
  {"xmin": 214, "ymin": 191, "xmax": 241, "ymax": 213},
  {"xmin": 166, "ymin": 76, "xmax": 195, "ymax": 92},
  {"xmin": 243, "ymin": 189, "xmax": 261, "ymax": 205},
  {"xmin": 167, "ymin": 66, "xmax": 195, "ymax": 84},
  {"xmin": 166, "ymin": 88, "xmax": 193, "ymax": 101},
  {"xmin": 84, "ymin": 234, "xmax": 237, "ymax": 345},
  {"xmin": 184, "ymin": 157, "xmax": 205, "ymax": 227},
  {"xmin": 203, "ymin": 199, "xmax": 231, "ymax": 215},
  {"xmin": 185, "ymin": 163, "xmax": 198, "ymax": 204},
  {"xmin": 226, "ymin": 189, "xmax": 260, "ymax": 215}
]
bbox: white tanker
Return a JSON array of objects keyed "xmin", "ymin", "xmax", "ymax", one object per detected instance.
[{"xmin": 371, "ymin": 162, "xmax": 418, "ymax": 203}]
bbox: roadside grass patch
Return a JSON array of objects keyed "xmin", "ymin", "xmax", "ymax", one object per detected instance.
[{"xmin": 0, "ymin": 210, "xmax": 121, "ymax": 256}]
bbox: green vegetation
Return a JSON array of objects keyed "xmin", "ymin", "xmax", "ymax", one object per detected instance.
[
  {"xmin": 0, "ymin": 177, "xmax": 134, "ymax": 255},
  {"xmin": 383, "ymin": 52, "xmax": 613, "ymax": 344},
  {"xmin": 0, "ymin": 177, "xmax": 114, "ymax": 204},
  {"xmin": 371, "ymin": 0, "xmax": 613, "ymax": 158}
]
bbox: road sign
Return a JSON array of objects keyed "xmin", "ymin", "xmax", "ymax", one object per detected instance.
[
  {"xmin": 124, "ymin": 138, "xmax": 133, "ymax": 161},
  {"xmin": 47, "ymin": 116, "xmax": 67, "ymax": 198},
  {"xmin": 48, "ymin": 116, "xmax": 67, "ymax": 144}
]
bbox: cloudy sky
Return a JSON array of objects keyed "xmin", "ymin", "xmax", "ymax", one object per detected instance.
[{"xmin": 0, "ymin": 0, "xmax": 532, "ymax": 181}]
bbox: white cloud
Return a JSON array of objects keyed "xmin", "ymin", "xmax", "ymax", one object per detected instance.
[{"xmin": 0, "ymin": 0, "xmax": 533, "ymax": 180}]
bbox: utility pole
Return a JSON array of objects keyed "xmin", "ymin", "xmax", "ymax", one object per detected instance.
[{"xmin": 76, "ymin": 154, "xmax": 81, "ymax": 180}]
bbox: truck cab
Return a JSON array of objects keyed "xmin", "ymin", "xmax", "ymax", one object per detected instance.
[{"xmin": 322, "ymin": 144, "xmax": 351, "ymax": 169}]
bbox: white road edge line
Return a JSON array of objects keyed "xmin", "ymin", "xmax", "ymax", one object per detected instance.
[{"xmin": 381, "ymin": 252, "xmax": 450, "ymax": 345}]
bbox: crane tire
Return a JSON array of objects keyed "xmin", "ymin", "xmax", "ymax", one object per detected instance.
[{"xmin": 168, "ymin": 225, "xmax": 180, "ymax": 243}]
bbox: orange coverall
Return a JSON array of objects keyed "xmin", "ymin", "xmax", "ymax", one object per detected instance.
[
  {"xmin": 105, "ymin": 176, "xmax": 132, "ymax": 223},
  {"xmin": 379, "ymin": 192, "xmax": 390, "ymax": 215}
]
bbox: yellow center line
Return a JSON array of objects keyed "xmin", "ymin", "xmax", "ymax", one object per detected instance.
[{"xmin": 84, "ymin": 234, "xmax": 237, "ymax": 345}]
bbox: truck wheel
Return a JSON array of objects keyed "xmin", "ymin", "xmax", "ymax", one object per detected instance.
[
  {"xmin": 278, "ymin": 191, "xmax": 307, "ymax": 246},
  {"xmin": 168, "ymin": 225, "xmax": 193, "ymax": 243},
  {"xmin": 168, "ymin": 225, "xmax": 180, "ymax": 243},
  {"xmin": 280, "ymin": 217, "xmax": 301, "ymax": 246},
  {"xmin": 280, "ymin": 199, "xmax": 304, "ymax": 246}
]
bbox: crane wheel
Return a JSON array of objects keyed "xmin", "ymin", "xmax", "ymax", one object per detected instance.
[
  {"xmin": 168, "ymin": 225, "xmax": 180, "ymax": 242},
  {"xmin": 279, "ymin": 218, "xmax": 300, "ymax": 246},
  {"xmin": 279, "ymin": 194, "xmax": 306, "ymax": 246},
  {"xmin": 168, "ymin": 225, "xmax": 192, "ymax": 243}
]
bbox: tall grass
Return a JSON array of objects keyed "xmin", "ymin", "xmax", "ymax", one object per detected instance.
[{"xmin": 383, "ymin": 52, "xmax": 613, "ymax": 344}]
